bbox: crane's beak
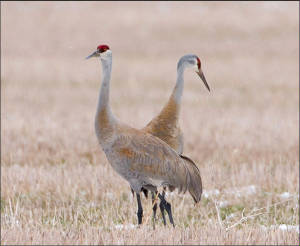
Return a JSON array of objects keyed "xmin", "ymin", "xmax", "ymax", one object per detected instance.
[
  {"xmin": 196, "ymin": 69, "xmax": 210, "ymax": 92},
  {"xmin": 86, "ymin": 51, "xmax": 98, "ymax": 59}
]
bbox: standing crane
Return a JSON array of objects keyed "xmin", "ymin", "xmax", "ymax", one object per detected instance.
[
  {"xmin": 143, "ymin": 54, "xmax": 210, "ymax": 155},
  {"xmin": 86, "ymin": 44, "xmax": 203, "ymax": 226},
  {"xmin": 140, "ymin": 54, "xmax": 210, "ymax": 226}
]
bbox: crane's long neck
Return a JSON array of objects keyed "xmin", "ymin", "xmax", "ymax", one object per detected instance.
[
  {"xmin": 98, "ymin": 58, "xmax": 112, "ymax": 112},
  {"xmin": 95, "ymin": 57, "xmax": 116, "ymax": 143},
  {"xmin": 154, "ymin": 62, "xmax": 185, "ymax": 123},
  {"xmin": 171, "ymin": 63, "xmax": 185, "ymax": 104}
]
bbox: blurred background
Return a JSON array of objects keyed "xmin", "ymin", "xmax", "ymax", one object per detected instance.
[{"xmin": 1, "ymin": 2, "xmax": 299, "ymax": 244}]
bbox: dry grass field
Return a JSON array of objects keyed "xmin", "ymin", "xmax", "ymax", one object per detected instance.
[{"xmin": 1, "ymin": 1, "xmax": 299, "ymax": 245}]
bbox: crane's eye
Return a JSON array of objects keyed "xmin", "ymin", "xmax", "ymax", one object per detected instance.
[{"xmin": 98, "ymin": 47, "xmax": 107, "ymax": 53}]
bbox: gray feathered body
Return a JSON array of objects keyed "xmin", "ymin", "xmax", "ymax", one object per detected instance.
[{"xmin": 100, "ymin": 124, "xmax": 201, "ymax": 199}]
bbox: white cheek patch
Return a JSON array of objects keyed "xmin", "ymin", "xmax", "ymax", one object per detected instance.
[
  {"xmin": 193, "ymin": 63, "xmax": 198, "ymax": 71},
  {"xmin": 101, "ymin": 50, "xmax": 112, "ymax": 59}
]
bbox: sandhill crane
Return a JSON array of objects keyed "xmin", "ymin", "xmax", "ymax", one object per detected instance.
[
  {"xmin": 86, "ymin": 44, "xmax": 203, "ymax": 226},
  {"xmin": 140, "ymin": 54, "xmax": 210, "ymax": 225},
  {"xmin": 143, "ymin": 54, "xmax": 210, "ymax": 154}
]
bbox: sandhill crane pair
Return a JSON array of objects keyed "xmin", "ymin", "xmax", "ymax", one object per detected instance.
[{"xmin": 86, "ymin": 44, "xmax": 210, "ymax": 227}]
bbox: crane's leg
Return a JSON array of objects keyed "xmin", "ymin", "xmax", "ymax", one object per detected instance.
[
  {"xmin": 158, "ymin": 190, "xmax": 175, "ymax": 227},
  {"xmin": 159, "ymin": 191, "xmax": 167, "ymax": 226},
  {"xmin": 136, "ymin": 193, "xmax": 143, "ymax": 225}
]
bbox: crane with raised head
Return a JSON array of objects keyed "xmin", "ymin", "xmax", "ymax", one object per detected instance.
[
  {"xmin": 86, "ymin": 44, "xmax": 204, "ymax": 227},
  {"xmin": 141, "ymin": 54, "xmax": 210, "ymax": 226},
  {"xmin": 143, "ymin": 54, "xmax": 210, "ymax": 155}
]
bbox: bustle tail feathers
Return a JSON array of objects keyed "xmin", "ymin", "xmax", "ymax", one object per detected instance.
[{"xmin": 180, "ymin": 155, "xmax": 202, "ymax": 203}]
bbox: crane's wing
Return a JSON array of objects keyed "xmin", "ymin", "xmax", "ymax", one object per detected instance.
[
  {"xmin": 111, "ymin": 129, "xmax": 190, "ymax": 194},
  {"xmin": 180, "ymin": 155, "xmax": 202, "ymax": 203}
]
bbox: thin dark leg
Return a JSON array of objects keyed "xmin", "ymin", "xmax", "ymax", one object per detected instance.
[
  {"xmin": 136, "ymin": 193, "xmax": 143, "ymax": 225},
  {"xmin": 158, "ymin": 191, "xmax": 175, "ymax": 227},
  {"xmin": 158, "ymin": 198, "xmax": 166, "ymax": 225},
  {"xmin": 164, "ymin": 200, "xmax": 175, "ymax": 227},
  {"xmin": 159, "ymin": 189, "xmax": 167, "ymax": 225}
]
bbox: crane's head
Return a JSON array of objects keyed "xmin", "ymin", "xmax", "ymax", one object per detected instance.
[
  {"xmin": 179, "ymin": 54, "xmax": 210, "ymax": 92},
  {"xmin": 86, "ymin": 44, "xmax": 111, "ymax": 60}
]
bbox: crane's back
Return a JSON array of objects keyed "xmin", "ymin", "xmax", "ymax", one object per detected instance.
[{"xmin": 143, "ymin": 97, "xmax": 184, "ymax": 154}]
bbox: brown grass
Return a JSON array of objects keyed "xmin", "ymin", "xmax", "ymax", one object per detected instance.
[{"xmin": 1, "ymin": 1, "xmax": 299, "ymax": 245}]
